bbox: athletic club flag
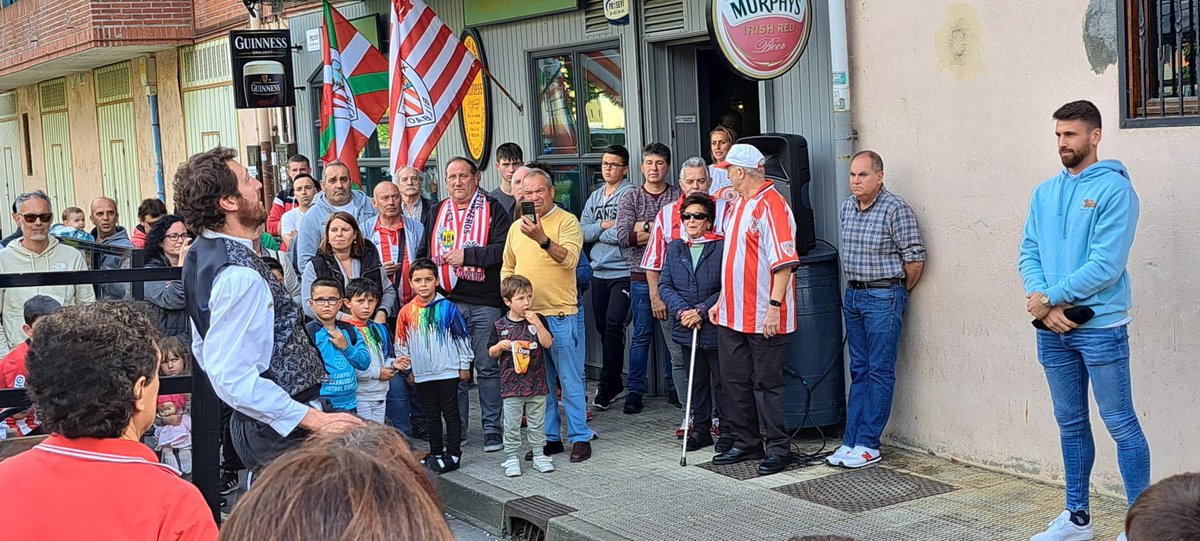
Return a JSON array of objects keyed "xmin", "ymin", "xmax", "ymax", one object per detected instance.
[
  {"xmin": 320, "ymin": 0, "xmax": 389, "ymax": 185},
  {"xmin": 388, "ymin": 0, "xmax": 481, "ymax": 171}
]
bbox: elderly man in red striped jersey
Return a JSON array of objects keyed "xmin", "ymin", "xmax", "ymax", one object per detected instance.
[{"xmin": 707, "ymin": 144, "xmax": 800, "ymax": 476}]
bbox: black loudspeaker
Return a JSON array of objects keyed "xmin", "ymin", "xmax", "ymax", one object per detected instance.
[{"xmin": 739, "ymin": 133, "xmax": 816, "ymax": 256}]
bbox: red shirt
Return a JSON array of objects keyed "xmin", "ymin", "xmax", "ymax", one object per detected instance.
[
  {"xmin": 716, "ymin": 182, "xmax": 799, "ymax": 334},
  {"xmin": 0, "ymin": 435, "xmax": 218, "ymax": 540},
  {"xmin": 1, "ymin": 341, "xmax": 38, "ymax": 436}
]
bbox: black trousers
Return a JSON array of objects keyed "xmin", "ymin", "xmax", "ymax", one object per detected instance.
[
  {"xmin": 220, "ymin": 402, "xmax": 245, "ymax": 474},
  {"xmin": 682, "ymin": 344, "xmax": 721, "ymax": 431},
  {"xmin": 417, "ymin": 378, "xmax": 462, "ymax": 457},
  {"xmin": 717, "ymin": 327, "xmax": 790, "ymax": 456},
  {"xmin": 591, "ymin": 277, "xmax": 631, "ymax": 401},
  {"xmin": 229, "ymin": 410, "xmax": 308, "ymax": 473}
]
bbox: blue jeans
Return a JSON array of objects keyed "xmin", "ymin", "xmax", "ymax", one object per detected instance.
[
  {"xmin": 385, "ymin": 377, "xmax": 418, "ymax": 438},
  {"xmin": 453, "ymin": 302, "xmax": 504, "ymax": 439},
  {"xmin": 1037, "ymin": 325, "xmax": 1150, "ymax": 510},
  {"xmin": 545, "ymin": 313, "xmax": 594, "ymax": 443},
  {"xmin": 628, "ymin": 281, "xmax": 654, "ymax": 395},
  {"xmin": 842, "ymin": 284, "xmax": 907, "ymax": 450}
]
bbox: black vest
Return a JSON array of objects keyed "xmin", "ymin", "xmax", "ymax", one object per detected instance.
[{"xmin": 183, "ymin": 235, "xmax": 325, "ymax": 399}]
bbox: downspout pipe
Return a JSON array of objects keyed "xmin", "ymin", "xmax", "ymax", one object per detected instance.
[
  {"xmin": 141, "ymin": 56, "xmax": 166, "ymax": 201},
  {"xmin": 828, "ymin": 0, "xmax": 854, "ymax": 214}
]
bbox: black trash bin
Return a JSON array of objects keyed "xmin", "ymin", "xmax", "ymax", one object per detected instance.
[{"xmin": 784, "ymin": 246, "xmax": 845, "ymax": 431}]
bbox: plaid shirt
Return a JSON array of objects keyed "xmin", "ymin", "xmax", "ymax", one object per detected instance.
[{"xmin": 839, "ymin": 187, "xmax": 926, "ymax": 282}]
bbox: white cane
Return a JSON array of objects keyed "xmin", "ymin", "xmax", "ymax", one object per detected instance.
[{"xmin": 680, "ymin": 326, "xmax": 699, "ymax": 467}]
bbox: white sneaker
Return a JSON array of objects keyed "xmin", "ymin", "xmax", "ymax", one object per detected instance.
[
  {"xmin": 826, "ymin": 445, "xmax": 854, "ymax": 466},
  {"xmin": 1029, "ymin": 511, "xmax": 1094, "ymax": 541},
  {"xmin": 502, "ymin": 457, "xmax": 522, "ymax": 477},
  {"xmin": 840, "ymin": 446, "xmax": 882, "ymax": 469},
  {"xmin": 532, "ymin": 454, "xmax": 555, "ymax": 473}
]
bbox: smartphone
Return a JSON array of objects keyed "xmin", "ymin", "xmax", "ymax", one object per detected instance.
[{"xmin": 521, "ymin": 201, "xmax": 537, "ymax": 224}]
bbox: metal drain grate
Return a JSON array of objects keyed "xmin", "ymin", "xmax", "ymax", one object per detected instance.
[
  {"xmin": 505, "ymin": 495, "xmax": 577, "ymax": 540},
  {"xmin": 772, "ymin": 467, "xmax": 956, "ymax": 512},
  {"xmin": 695, "ymin": 459, "xmax": 764, "ymax": 481}
]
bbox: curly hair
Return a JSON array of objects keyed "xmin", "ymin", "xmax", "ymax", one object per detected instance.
[
  {"xmin": 218, "ymin": 423, "xmax": 453, "ymax": 541},
  {"xmin": 173, "ymin": 147, "xmax": 239, "ymax": 234},
  {"xmin": 143, "ymin": 214, "xmax": 187, "ymax": 263},
  {"xmin": 318, "ymin": 211, "xmax": 366, "ymax": 259},
  {"xmin": 25, "ymin": 301, "xmax": 164, "ymax": 439},
  {"xmin": 680, "ymin": 192, "xmax": 716, "ymax": 224}
]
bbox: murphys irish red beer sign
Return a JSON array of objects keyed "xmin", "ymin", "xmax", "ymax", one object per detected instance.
[{"xmin": 708, "ymin": 0, "xmax": 813, "ymax": 80}]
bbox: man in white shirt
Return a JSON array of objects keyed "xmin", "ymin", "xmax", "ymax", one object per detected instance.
[
  {"xmin": 174, "ymin": 147, "xmax": 361, "ymax": 471},
  {"xmin": 278, "ymin": 173, "xmax": 319, "ymax": 251}
]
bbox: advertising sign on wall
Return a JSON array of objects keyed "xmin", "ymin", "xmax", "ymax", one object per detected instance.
[
  {"xmin": 707, "ymin": 0, "xmax": 813, "ymax": 81},
  {"xmin": 463, "ymin": 0, "xmax": 579, "ymax": 27},
  {"xmin": 457, "ymin": 28, "xmax": 492, "ymax": 167},
  {"xmin": 604, "ymin": 0, "xmax": 630, "ymax": 26},
  {"xmin": 230, "ymin": 30, "xmax": 296, "ymax": 109}
]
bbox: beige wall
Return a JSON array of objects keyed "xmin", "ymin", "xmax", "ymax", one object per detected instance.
[
  {"xmin": 155, "ymin": 50, "xmax": 190, "ymax": 206},
  {"xmin": 14, "ymin": 86, "xmax": 45, "ymax": 195},
  {"xmin": 64, "ymin": 73, "xmax": 105, "ymax": 214},
  {"xmin": 847, "ymin": 1, "xmax": 1198, "ymax": 497}
]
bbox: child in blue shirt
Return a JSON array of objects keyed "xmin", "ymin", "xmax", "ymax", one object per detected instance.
[
  {"xmin": 344, "ymin": 278, "xmax": 408, "ymax": 423},
  {"xmin": 307, "ymin": 277, "xmax": 371, "ymax": 413}
]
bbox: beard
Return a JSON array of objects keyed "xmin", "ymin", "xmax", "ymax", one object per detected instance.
[
  {"xmin": 1059, "ymin": 146, "xmax": 1090, "ymax": 169},
  {"xmin": 237, "ymin": 196, "xmax": 268, "ymax": 228}
]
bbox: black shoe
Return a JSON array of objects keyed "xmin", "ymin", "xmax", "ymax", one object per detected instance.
[
  {"xmin": 685, "ymin": 432, "xmax": 714, "ymax": 451},
  {"xmin": 623, "ymin": 393, "xmax": 643, "ymax": 414},
  {"xmin": 592, "ymin": 392, "xmax": 612, "ymax": 411},
  {"xmin": 714, "ymin": 437, "xmax": 735, "ymax": 454},
  {"xmin": 544, "ymin": 440, "xmax": 565, "ymax": 455},
  {"xmin": 483, "ymin": 433, "xmax": 503, "ymax": 453},
  {"xmin": 712, "ymin": 446, "xmax": 765, "ymax": 466},
  {"xmin": 219, "ymin": 473, "xmax": 241, "ymax": 495},
  {"xmin": 667, "ymin": 389, "xmax": 681, "ymax": 407},
  {"xmin": 757, "ymin": 453, "xmax": 792, "ymax": 476},
  {"xmin": 439, "ymin": 454, "xmax": 461, "ymax": 473}
]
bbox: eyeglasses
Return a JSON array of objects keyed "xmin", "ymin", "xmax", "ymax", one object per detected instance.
[
  {"xmin": 21, "ymin": 213, "xmax": 53, "ymax": 224},
  {"xmin": 310, "ymin": 297, "xmax": 342, "ymax": 306},
  {"xmin": 165, "ymin": 233, "xmax": 188, "ymax": 242},
  {"xmin": 601, "ymin": 162, "xmax": 627, "ymax": 169},
  {"xmin": 680, "ymin": 212, "xmax": 710, "ymax": 222}
]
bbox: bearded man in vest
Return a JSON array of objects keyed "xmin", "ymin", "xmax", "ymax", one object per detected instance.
[{"xmin": 175, "ymin": 147, "xmax": 362, "ymax": 471}]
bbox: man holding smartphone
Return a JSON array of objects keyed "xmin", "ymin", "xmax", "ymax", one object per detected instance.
[{"xmin": 502, "ymin": 168, "xmax": 595, "ymax": 462}]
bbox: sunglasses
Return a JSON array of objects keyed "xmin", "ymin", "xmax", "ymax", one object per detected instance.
[
  {"xmin": 21, "ymin": 213, "xmax": 54, "ymax": 224},
  {"xmin": 680, "ymin": 212, "xmax": 710, "ymax": 221}
]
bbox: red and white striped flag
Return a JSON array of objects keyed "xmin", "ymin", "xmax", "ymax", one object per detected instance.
[{"xmin": 388, "ymin": 0, "xmax": 481, "ymax": 172}]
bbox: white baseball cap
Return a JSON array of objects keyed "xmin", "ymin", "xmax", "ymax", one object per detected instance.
[{"xmin": 715, "ymin": 144, "xmax": 765, "ymax": 170}]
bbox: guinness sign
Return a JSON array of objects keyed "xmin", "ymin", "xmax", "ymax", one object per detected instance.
[{"xmin": 230, "ymin": 30, "xmax": 296, "ymax": 109}]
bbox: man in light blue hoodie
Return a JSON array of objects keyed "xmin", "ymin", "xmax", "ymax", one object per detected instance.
[
  {"xmin": 580, "ymin": 144, "xmax": 635, "ymax": 410},
  {"xmin": 1019, "ymin": 100, "xmax": 1149, "ymax": 541},
  {"xmin": 294, "ymin": 161, "xmax": 378, "ymax": 274}
]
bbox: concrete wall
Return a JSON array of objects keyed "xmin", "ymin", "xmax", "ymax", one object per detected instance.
[{"xmin": 847, "ymin": 0, "xmax": 1199, "ymax": 496}]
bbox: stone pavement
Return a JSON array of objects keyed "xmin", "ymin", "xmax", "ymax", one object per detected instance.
[{"xmin": 435, "ymin": 386, "xmax": 1127, "ymax": 541}]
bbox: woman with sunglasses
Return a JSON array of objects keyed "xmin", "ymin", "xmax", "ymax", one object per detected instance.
[
  {"xmin": 657, "ymin": 192, "xmax": 727, "ymax": 453},
  {"xmin": 143, "ymin": 214, "xmax": 193, "ymax": 345}
]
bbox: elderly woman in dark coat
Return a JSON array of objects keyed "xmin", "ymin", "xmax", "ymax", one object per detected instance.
[{"xmin": 657, "ymin": 193, "xmax": 727, "ymax": 453}]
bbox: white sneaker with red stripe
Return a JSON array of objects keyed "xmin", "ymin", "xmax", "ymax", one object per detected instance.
[
  {"xmin": 840, "ymin": 446, "xmax": 881, "ymax": 468},
  {"xmin": 825, "ymin": 445, "xmax": 854, "ymax": 466}
]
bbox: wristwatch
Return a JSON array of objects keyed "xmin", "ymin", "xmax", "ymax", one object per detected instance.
[
  {"xmin": 539, "ymin": 238, "xmax": 552, "ymax": 250},
  {"xmin": 1039, "ymin": 294, "xmax": 1051, "ymax": 308},
  {"xmin": 769, "ymin": 299, "xmax": 782, "ymax": 308},
  {"xmin": 642, "ymin": 222, "xmax": 651, "ymax": 232}
]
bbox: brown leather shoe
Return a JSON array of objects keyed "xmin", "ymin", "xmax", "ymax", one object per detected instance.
[{"xmin": 570, "ymin": 442, "xmax": 592, "ymax": 462}]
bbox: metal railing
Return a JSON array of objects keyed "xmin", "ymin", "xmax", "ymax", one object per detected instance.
[
  {"xmin": 1121, "ymin": 0, "xmax": 1199, "ymax": 125},
  {"xmin": 0, "ymin": 239, "xmax": 223, "ymax": 523}
]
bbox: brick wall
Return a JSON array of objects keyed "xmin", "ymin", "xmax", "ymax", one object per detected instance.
[
  {"xmin": 192, "ymin": 0, "xmax": 249, "ymax": 37},
  {"xmin": 0, "ymin": 0, "xmax": 194, "ymax": 78}
]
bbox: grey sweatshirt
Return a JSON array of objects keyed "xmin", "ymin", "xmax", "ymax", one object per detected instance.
[
  {"xmin": 295, "ymin": 190, "xmax": 378, "ymax": 273},
  {"xmin": 580, "ymin": 180, "xmax": 635, "ymax": 279},
  {"xmin": 615, "ymin": 184, "xmax": 682, "ymax": 277}
]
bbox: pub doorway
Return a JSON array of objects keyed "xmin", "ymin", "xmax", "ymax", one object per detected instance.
[{"xmin": 667, "ymin": 42, "xmax": 761, "ymax": 163}]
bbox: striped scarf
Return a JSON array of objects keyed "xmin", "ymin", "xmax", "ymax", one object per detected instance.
[
  {"xmin": 430, "ymin": 190, "xmax": 490, "ymax": 291},
  {"xmin": 374, "ymin": 219, "xmax": 413, "ymax": 302}
]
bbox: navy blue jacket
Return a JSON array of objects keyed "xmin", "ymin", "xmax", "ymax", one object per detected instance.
[{"xmin": 657, "ymin": 238, "xmax": 723, "ymax": 349}]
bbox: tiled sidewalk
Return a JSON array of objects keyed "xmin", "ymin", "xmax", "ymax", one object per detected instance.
[{"xmin": 436, "ymin": 386, "xmax": 1126, "ymax": 541}]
